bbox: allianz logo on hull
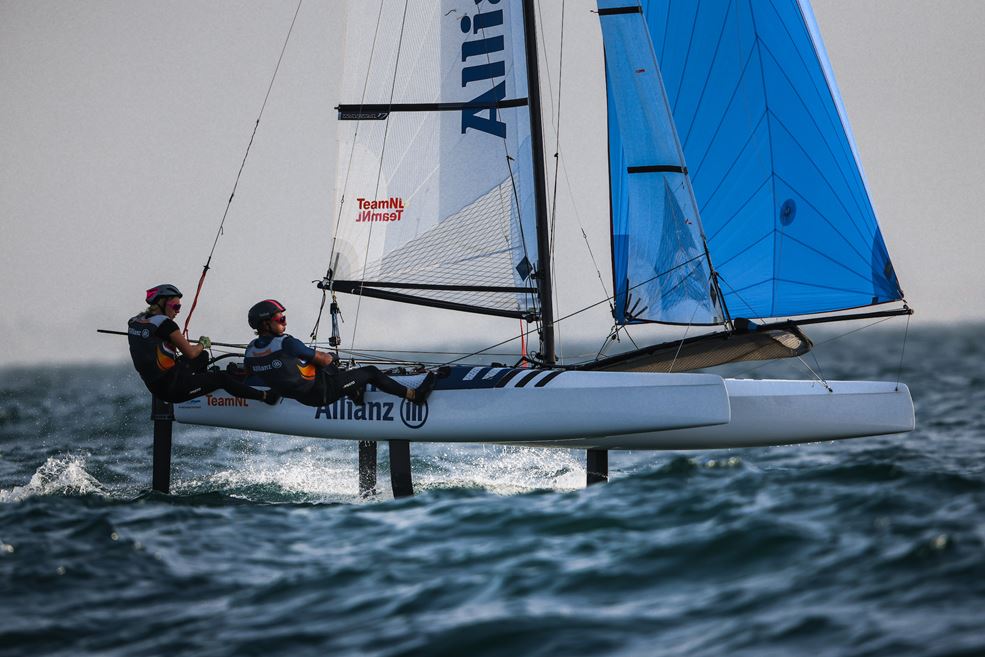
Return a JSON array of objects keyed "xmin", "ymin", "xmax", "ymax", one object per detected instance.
[{"xmin": 315, "ymin": 398, "xmax": 429, "ymax": 430}]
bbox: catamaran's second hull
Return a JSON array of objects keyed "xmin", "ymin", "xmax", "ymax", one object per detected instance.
[
  {"xmin": 520, "ymin": 379, "xmax": 915, "ymax": 450},
  {"xmin": 173, "ymin": 369, "xmax": 731, "ymax": 443}
]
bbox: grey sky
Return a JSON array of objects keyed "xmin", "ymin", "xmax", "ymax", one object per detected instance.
[{"xmin": 1, "ymin": 0, "xmax": 982, "ymax": 368}]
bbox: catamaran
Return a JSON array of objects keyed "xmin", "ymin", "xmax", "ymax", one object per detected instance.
[{"xmin": 171, "ymin": 0, "xmax": 914, "ymax": 465}]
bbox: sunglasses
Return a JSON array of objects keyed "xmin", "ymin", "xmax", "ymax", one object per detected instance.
[
  {"xmin": 168, "ymin": 302, "xmax": 182, "ymax": 311},
  {"xmin": 272, "ymin": 315, "xmax": 287, "ymax": 325}
]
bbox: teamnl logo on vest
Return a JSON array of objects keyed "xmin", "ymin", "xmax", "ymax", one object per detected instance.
[
  {"xmin": 460, "ymin": 0, "xmax": 508, "ymax": 138},
  {"xmin": 355, "ymin": 197, "xmax": 405, "ymax": 223}
]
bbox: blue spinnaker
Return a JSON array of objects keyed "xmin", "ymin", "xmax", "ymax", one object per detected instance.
[
  {"xmin": 606, "ymin": 0, "xmax": 903, "ymax": 321},
  {"xmin": 598, "ymin": 1, "xmax": 722, "ymax": 325}
]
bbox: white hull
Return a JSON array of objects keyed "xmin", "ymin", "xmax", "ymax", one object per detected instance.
[
  {"xmin": 174, "ymin": 370, "xmax": 731, "ymax": 442},
  {"xmin": 522, "ymin": 379, "xmax": 915, "ymax": 450},
  {"xmin": 173, "ymin": 368, "xmax": 914, "ymax": 450}
]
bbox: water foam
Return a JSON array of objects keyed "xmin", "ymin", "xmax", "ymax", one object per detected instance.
[
  {"xmin": 416, "ymin": 445, "xmax": 584, "ymax": 494},
  {"xmin": 177, "ymin": 444, "xmax": 361, "ymax": 503},
  {"xmin": 0, "ymin": 454, "xmax": 107, "ymax": 503}
]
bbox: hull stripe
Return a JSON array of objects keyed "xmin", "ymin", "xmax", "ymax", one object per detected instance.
[
  {"xmin": 514, "ymin": 371, "xmax": 541, "ymax": 388},
  {"xmin": 494, "ymin": 369, "xmax": 522, "ymax": 388},
  {"xmin": 534, "ymin": 370, "xmax": 564, "ymax": 387}
]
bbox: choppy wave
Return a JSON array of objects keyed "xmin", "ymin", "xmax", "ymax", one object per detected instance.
[
  {"xmin": 0, "ymin": 326, "xmax": 983, "ymax": 656},
  {"xmin": 0, "ymin": 454, "xmax": 107, "ymax": 503}
]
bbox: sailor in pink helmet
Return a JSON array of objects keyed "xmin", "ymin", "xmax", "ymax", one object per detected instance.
[{"xmin": 128, "ymin": 284, "xmax": 277, "ymax": 405}]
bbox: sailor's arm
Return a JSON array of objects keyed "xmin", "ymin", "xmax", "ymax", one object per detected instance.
[
  {"xmin": 167, "ymin": 330, "xmax": 205, "ymax": 359},
  {"xmin": 282, "ymin": 335, "xmax": 333, "ymax": 368}
]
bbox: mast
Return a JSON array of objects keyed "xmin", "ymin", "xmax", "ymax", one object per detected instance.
[{"xmin": 521, "ymin": 0, "xmax": 556, "ymax": 365}]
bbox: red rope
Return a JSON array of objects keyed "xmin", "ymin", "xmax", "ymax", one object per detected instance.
[
  {"xmin": 182, "ymin": 265, "xmax": 210, "ymax": 338},
  {"xmin": 519, "ymin": 319, "xmax": 528, "ymax": 367}
]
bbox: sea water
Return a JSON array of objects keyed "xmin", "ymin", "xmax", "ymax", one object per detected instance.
[{"xmin": 1, "ymin": 324, "xmax": 983, "ymax": 656}]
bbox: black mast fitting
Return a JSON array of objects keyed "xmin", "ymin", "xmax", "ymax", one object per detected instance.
[{"xmin": 522, "ymin": 0, "xmax": 556, "ymax": 366}]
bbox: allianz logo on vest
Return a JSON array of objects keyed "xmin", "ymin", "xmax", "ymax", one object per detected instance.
[{"xmin": 314, "ymin": 398, "xmax": 429, "ymax": 429}]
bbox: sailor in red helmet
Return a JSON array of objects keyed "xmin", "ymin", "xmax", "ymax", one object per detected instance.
[
  {"xmin": 244, "ymin": 299, "xmax": 435, "ymax": 407},
  {"xmin": 128, "ymin": 284, "xmax": 278, "ymax": 405}
]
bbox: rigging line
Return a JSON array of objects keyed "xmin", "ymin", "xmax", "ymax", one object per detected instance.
[
  {"xmin": 669, "ymin": 303, "xmax": 703, "ymax": 373},
  {"xmin": 796, "ymin": 354, "xmax": 832, "ymax": 391},
  {"xmin": 442, "ymin": 253, "xmax": 708, "ymax": 366},
  {"xmin": 547, "ymin": 0, "xmax": 566, "ymax": 363},
  {"xmin": 895, "ymin": 307, "xmax": 911, "ymax": 391},
  {"xmin": 505, "ymin": 155, "xmax": 540, "ymax": 319},
  {"xmin": 309, "ymin": 283, "xmax": 329, "ymax": 343},
  {"xmin": 715, "ymin": 273, "xmax": 768, "ymax": 323},
  {"xmin": 350, "ymin": 0, "xmax": 411, "ymax": 354},
  {"xmin": 320, "ymin": 1, "xmax": 387, "ymax": 346},
  {"xmin": 808, "ymin": 337, "xmax": 828, "ymax": 386},
  {"xmin": 732, "ymin": 314, "xmax": 897, "ymax": 378},
  {"xmin": 474, "ymin": 6, "xmax": 534, "ymax": 271},
  {"xmin": 182, "ymin": 0, "xmax": 303, "ymax": 338},
  {"xmin": 328, "ymin": 0, "xmax": 387, "ymax": 271},
  {"xmin": 470, "ymin": 6, "xmax": 535, "ymax": 320}
]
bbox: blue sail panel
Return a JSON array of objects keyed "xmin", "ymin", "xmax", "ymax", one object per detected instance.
[
  {"xmin": 599, "ymin": 1, "xmax": 721, "ymax": 326},
  {"xmin": 640, "ymin": 0, "xmax": 904, "ymax": 319}
]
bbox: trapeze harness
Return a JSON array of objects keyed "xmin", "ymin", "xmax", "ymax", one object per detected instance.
[
  {"xmin": 128, "ymin": 312, "xmax": 266, "ymax": 404},
  {"xmin": 128, "ymin": 313, "xmax": 179, "ymax": 388},
  {"xmin": 245, "ymin": 334, "xmax": 410, "ymax": 407}
]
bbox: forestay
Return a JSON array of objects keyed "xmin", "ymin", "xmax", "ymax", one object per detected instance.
[
  {"xmin": 641, "ymin": 0, "xmax": 903, "ymax": 319},
  {"xmin": 331, "ymin": 0, "xmax": 541, "ymax": 320}
]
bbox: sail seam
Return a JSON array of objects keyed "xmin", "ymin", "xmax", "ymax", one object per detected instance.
[
  {"xmin": 704, "ymin": 174, "xmax": 771, "ymax": 245},
  {"xmin": 711, "ymin": 230, "xmax": 772, "ymax": 272},
  {"xmin": 792, "ymin": 0, "xmax": 880, "ymax": 239},
  {"xmin": 691, "ymin": 110, "xmax": 766, "ymax": 212},
  {"xmin": 678, "ymin": 1, "xmax": 735, "ymax": 150},
  {"xmin": 765, "ymin": 108, "xmax": 873, "ymax": 248},
  {"xmin": 772, "ymin": 170, "xmax": 872, "ymax": 269},
  {"xmin": 763, "ymin": 0, "xmax": 871, "ymax": 226},
  {"xmin": 767, "ymin": 215, "xmax": 879, "ymax": 282},
  {"xmin": 681, "ymin": 39, "xmax": 759, "ymax": 191},
  {"xmin": 747, "ymin": 2, "xmax": 780, "ymax": 318},
  {"xmin": 669, "ymin": 1, "xmax": 702, "ymax": 117},
  {"xmin": 756, "ymin": 37, "xmax": 874, "ymax": 234}
]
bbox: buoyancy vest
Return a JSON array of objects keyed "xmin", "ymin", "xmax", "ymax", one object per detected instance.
[
  {"xmin": 128, "ymin": 313, "xmax": 178, "ymax": 386},
  {"xmin": 244, "ymin": 335, "xmax": 318, "ymax": 397}
]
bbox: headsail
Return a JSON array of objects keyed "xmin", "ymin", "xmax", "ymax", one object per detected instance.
[
  {"xmin": 598, "ymin": 1, "xmax": 723, "ymax": 326},
  {"xmin": 640, "ymin": 0, "xmax": 903, "ymax": 320},
  {"xmin": 331, "ymin": 0, "xmax": 540, "ymax": 319}
]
